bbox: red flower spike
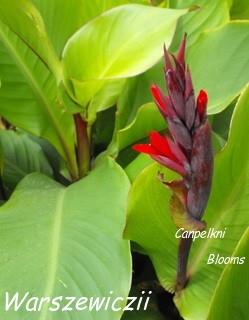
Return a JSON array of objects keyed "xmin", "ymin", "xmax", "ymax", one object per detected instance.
[
  {"xmin": 133, "ymin": 33, "xmax": 213, "ymax": 292},
  {"xmin": 197, "ymin": 90, "xmax": 208, "ymax": 122}
]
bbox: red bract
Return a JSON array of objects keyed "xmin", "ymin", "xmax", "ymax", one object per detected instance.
[
  {"xmin": 133, "ymin": 33, "xmax": 213, "ymax": 223},
  {"xmin": 134, "ymin": 131, "xmax": 189, "ymax": 177}
]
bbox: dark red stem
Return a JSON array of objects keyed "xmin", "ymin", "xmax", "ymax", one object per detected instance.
[
  {"xmin": 74, "ymin": 113, "xmax": 90, "ymax": 179},
  {"xmin": 176, "ymin": 237, "xmax": 193, "ymax": 292}
]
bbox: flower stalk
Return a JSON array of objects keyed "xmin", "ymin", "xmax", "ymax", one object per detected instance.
[
  {"xmin": 74, "ymin": 113, "xmax": 90, "ymax": 179},
  {"xmin": 133, "ymin": 34, "xmax": 213, "ymax": 291}
]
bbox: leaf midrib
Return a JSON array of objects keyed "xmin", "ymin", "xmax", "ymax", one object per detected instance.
[
  {"xmin": 39, "ymin": 188, "xmax": 66, "ymax": 320},
  {"xmin": 0, "ymin": 23, "xmax": 77, "ymax": 177}
]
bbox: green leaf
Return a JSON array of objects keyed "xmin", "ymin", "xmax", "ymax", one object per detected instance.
[
  {"xmin": 96, "ymin": 102, "xmax": 166, "ymax": 166},
  {"xmin": 206, "ymin": 228, "xmax": 249, "ymax": 320},
  {"xmin": 0, "ymin": 0, "xmax": 61, "ymax": 80},
  {"xmin": 62, "ymin": 4, "xmax": 187, "ymax": 108},
  {"xmin": 125, "ymin": 84, "xmax": 249, "ymax": 318},
  {"xmin": 79, "ymin": 0, "xmax": 130, "ymax": 25},
  {"xmin": 211, "ymin": 131, "xmax": 226, "ymax": 155},
  {"xmin": 92, "ymin": 106, "xmax": 116, "ymax": 151},
  {"xmin": 118, "ymin": 103, "xmax": 166, "ymax": 152},
  {"xmin": 113, "ymin": 0, "xmax": 231, "ymax": 131},
  {"xmin": 88, "ymin": 78, "xmax": 126, "ymax": 124},
  {"xmin": 169, "ymin": 0, "xmax": 229, "ymax": 51},
  {"xmin": 30, "ymin": 0, "xmax": 84, "ymax": 57},
  {"xmin": 0, "ymin": 158, "xmax": 131, "ymax": 319},
  {"xmin": 0, "ymin": 20, "xmax": 78, "ymax": 178},
  {"xmin": 0, "ymin": 129, "xmax": 53, "ymax": 192},
  {"xmin": 188, "ymin": 21, "xmax": 249, "ymax": 114},
  {"xmin": 124, "ymin": 163, "xmax": 178, "ymax": 290},
  {"xmin": 115, "ymin": 62, "xmax": 165, "ymax": 132},
  {"xmin": 226, "ymin": 0, "xmax": 233, "ymax": 9},
  {"xmin": 230, "ymin": 0, "xmax": 249, "ymax": 20},
  {"xmin": 125, "ymin": 153, "xmax": 154, "ymax": 183},
  {"xmin": 211, "ymin": 102, "xmax": 235, "ymax": 140},
  {"xmin": 31, "ymin": 0, "xmax": 130, "ymax": 57}
]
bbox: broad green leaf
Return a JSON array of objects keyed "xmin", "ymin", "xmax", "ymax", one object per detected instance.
[
  {"xmin": 0, "ymin": 0, "xmax": 61, "ymax": 80},
  {"xmin": 129, "ymin": 0, "xmax": 152, "ymax": 4},
  {"xmin": 62, "ymin": 4, "xmax": 187, "ymax": 108},
  {"xmin": 113, "ymin": 0, "xmax": 230, "ymax": 133},
  {"xmin": 211, "ymin": 102, "xmax": 235, "ymax": 140},
  {"xmin": 26, "ymin": 133, "xmax": 71, "ymax": 184},
  {"xmin": 0, "ymin": 158, "xmax": 131, "ymax": 319},
  {"xmin": 30, "ymin": 0, "xmax": 85, "ymax": 57},
  {"xmin": 118, "ymin": 103, "xmax": 166, "ymax": 152},
  {"xmin": 124, "ymin": 163, "xmax": 178, "ymax": 291},
  {"xmin": 188, "ymin": 21, "xmax": 249, "ymax": 114},
  {"xmin": 115, "ymin": 62, "xmax": 165, "ymax": 132},
  {"xmin": 95, "ymin": 102, "xmax": 166, "ymax": 165},
  {"xmin": 169, "ymin": 0, "xmax": 229, "ymax": 51},
  {"xmin": 0, "ymin": 129, "xmax": 53, "ymax": 192},
  {"xmin": 88, "ymin": 78, "xmax": 126, "ymax": 124},
  {"xmin": 230, "ymin": 0, "xmax": 249, "ymax": 19},
  {"xmin": 206, "ymin": 228, "xmax": 249, "ymax": 320},
  {"xmin": 30, "ymin": 0, "xmax": 129, "ymax": 57},
  {"xmin": 211, "ymin": 131, "xmax": 226, "ymax": 155},
  {"xmin": 227, "ymin": 0, "xmax": 233, "ymax": 9},
  {"xmin": 79, "ymin": 0, "xmax": 130, "ymax": 25},
  {"xmin": 0, "ymin": 20, "xmax": 78, "ymax": 178},
  {"xmin": 93, "ymin": 106, "xmax": 116, "ymax": 150},
  {"xmin": 125, "ymin": 153, "xmax": 154, "ymax": 183},
  {"xmin": 125, "ymin": 84, "xmax": 249, "ymax": 319}
]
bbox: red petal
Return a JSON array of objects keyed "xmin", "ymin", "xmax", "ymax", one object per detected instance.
[
  {"xmin": 149, "ymin": 131, "xmax": 188, "ymax": 165},
  {"xmin": 133, "ymin": 144, "xmax": 156, "ymax": 155},
  {"xmin": 151, "ymin": 85, "xmax": 167, "ymax": 117},
  {"xmin": 165, "ymin": 134, "xmax": 188, "ymax": 164},
  {"xmin": 197, "ymin": 90, "xmax": 208, "ymax": 122},
  {"xmin": 151, "ymin": 84, "xmax": 176, "ymax": 119}
]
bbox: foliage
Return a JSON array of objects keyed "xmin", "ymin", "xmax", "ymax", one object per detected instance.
[{"xmin": 0, "ymin": 0, "xmax": 248, "ymax": 319}]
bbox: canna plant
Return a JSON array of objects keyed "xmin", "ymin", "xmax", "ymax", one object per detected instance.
[
  {"xmin": 0, "ymin": 1, "xmax": 249, "ymax": 319},
  {"xmin": 133, "ymin": 34, "xmax": 213, "ymax": 291}
]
